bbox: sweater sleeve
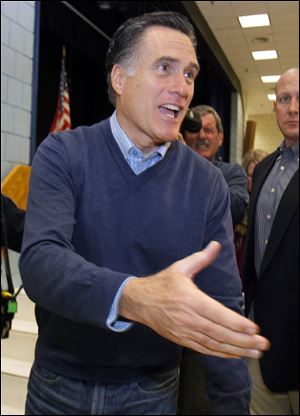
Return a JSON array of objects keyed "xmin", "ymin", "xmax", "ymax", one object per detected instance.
[{"xmin": 19, "ymin": 133, "xmax": 131, "ymax": 330}]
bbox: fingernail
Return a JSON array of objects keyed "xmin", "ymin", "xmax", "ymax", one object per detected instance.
[{"xmin": 250, "ymin": 349, "xmax": 262, "ymax": 359}]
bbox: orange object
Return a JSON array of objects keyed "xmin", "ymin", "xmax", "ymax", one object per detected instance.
[{"xmin": 1, "ymin": 165, "xmax": 31, "ymax": 210}]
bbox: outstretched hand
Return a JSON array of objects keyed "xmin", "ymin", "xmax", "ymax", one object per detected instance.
[{"xmin": 119, "ymin": 241, "xmax": 270, "ymax": 359}]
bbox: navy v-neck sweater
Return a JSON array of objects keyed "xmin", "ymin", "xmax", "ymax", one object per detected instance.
[{"xmin": 20, "ymin": 118, "xmax": 250, "ymax": 410}]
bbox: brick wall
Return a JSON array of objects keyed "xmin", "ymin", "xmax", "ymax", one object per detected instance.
[{"xmin": 1, "ymin": 1, "xmax": 35, "ymax": 180}]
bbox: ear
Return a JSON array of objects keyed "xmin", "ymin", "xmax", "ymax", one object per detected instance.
[
  {"xmin": 218, "ymin": 132, "xmax": 224, "ymax": 147},
  {"xmin": 111, "ymin": 64, "xmax": 126, "ymax": 97}
]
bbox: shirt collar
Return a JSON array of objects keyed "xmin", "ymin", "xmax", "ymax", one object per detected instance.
[
  {"xmin": 278, "ymin": 139, "xmax": 299, "ymax": 159},
  {"xmin": 110, "ymin": 111, "xmax": 170, "ymax": 160}
]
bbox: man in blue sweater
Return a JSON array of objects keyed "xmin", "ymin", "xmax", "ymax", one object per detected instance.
[{"xmin": 20, "ymin": 11, "xmax": 269, "ymax": 415}]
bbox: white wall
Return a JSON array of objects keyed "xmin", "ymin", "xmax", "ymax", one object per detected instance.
[
  {"xmin": 1, "ymin": 1, "xmax": 35, "ymax": 180},
  {"xmin": 249, "ymin": 113, "xmax": 282, "ymax": 154}
]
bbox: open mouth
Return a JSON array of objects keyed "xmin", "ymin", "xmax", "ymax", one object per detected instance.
[{"xmin": 159, "ymin": 104, "xmax": 181, "ymax": 119}]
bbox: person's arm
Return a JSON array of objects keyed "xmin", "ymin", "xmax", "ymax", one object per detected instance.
[
  {"xmin": 1, "ymin": 194, "xmax": 25, "ymax": 252},
  {"xmin": 19, "ymin": 133, "xmax": 132, "ymax": 329},
  {"xmin": 222, "ymin": 164, "xmax": 249, "ymax": 226},
  {"xmin": 119, "ymin": 242, "xmax": 269, "ymax": 359},
  {"xmin": 119, "ymin": 167, "xmax": 268, "ymax": 360}
]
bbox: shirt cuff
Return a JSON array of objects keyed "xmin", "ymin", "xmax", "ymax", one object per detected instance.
[{"xmin": 106, "ymin": 276, "xmax": 136, "ymax": 332}]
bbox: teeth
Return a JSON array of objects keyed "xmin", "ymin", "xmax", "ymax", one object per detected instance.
[{"xmin": 161, "ymin": 104, "xmax": 180, "ymax": 112}]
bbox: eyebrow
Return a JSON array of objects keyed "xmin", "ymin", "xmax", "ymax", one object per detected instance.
[{"xmin": 155, "ymin": 56, "xmax": 200, "ymax": 74}]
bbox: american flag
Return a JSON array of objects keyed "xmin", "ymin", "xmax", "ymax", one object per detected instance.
[{"xmin": 50, "ymin": 46, "xmax": 71, "ymax": 133}]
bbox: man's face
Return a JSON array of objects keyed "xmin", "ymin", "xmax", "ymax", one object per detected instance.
[
  {"xmin": 112, "ymin": 26, "xmax": 199, "ymax": 151},
  {"xmin": 184, "ymin": 113, "xmax": 223, "ymax": 161},
  {"xmin": 274, "ymin": 69, "xmax": 299, "ymax": 145}
]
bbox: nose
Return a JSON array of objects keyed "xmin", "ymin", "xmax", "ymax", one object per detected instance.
[
  {"xmin": 288, "ymin": 96, "xmax": 299, "ymax": 114},
  {"xmin": 199, "ymin": 126, "xmax": 206, "ymax": 139},
  {"xmin": 170, "ymin": 73, "xmax": 191, "ymax": 99}
]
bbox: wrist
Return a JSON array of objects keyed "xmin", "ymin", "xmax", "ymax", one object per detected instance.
[{"xmin": 118, "ymin": 277, "xmax": 143, "ymax": 322}]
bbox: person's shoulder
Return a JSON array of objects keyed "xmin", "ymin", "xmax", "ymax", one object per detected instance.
[
  {"xmin": 178, "ymin": 144, "xmax": 224, "ymax": 181},
  {"xmin": 52, "ymin": 118, "xmax": 111, "ymax": 143},
  {"xmin": 38, "ymin": 118, "xmax": 112, "ymax": 154},
  {"xmin": 214, "ymin": 159, "xmax": 245, "ymax": 174}
]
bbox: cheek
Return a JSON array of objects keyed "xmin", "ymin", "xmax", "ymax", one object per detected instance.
[
  {"xmin": 277, "ymin": 111, "xmax": 286, "ymax": 123},
  {"xmin": 186, "ymin": 135, "xmax": 197, "ymax": 146}
]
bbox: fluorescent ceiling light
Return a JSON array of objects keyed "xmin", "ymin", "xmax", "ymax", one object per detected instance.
[
  {"xmin": 252, "ymin": 50, "xmax": 278, "ymax": 60},
  {"xmin": 267, "ymin": 94, "xmax": 276, "ymax": 101},
  {"xmin": 261, "ymin": 75, "xmax": 281, "ymax": 83},
  {"xmin": 239, "ymin": 14, "xmax": 270, "ymax": 28}
]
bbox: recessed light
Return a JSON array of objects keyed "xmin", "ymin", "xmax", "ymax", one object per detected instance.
[
  {"xmin": 252, "ymin": 36, "xmax": 270, "ymax": 44},
  {"xmin": 239, "ymin": 14, "xmax": 270, "ymax": 28},
  {"xmin": 252, "ymin": 50, "xmax": 278, "ymax": 60},
  {"xmin": 261, "ymin": 75, "xmax": 281, "ymax": 83},
  {"xmin": 267, "ymin": 94, "xmax": 276, "ymax": 101}
]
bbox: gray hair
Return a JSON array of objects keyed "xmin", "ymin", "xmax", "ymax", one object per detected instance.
[{"xmin": 105, "ymin": 11, "xmax": 197, "ymax": 106}]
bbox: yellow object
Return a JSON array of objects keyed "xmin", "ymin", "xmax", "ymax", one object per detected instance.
[{"xmin": 1, "ymin": 165, "xmax": 31, "ymax": 210}]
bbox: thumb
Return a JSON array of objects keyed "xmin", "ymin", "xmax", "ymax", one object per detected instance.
[{"xmin": 179, "ymin": 241, "xmax": 221, "ymax": 278}]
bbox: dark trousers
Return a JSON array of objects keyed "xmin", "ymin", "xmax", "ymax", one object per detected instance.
[{"xmin": 177, "ymin": 348, "xmax": 212, "ymax": 415}]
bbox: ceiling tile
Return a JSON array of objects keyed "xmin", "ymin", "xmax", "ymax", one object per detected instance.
[{"xmin": 195, "ymin": 0, "xmax": 299, "ymax": 114}]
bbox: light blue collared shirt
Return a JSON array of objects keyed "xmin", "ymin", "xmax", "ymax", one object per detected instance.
[
  {"xmin": 110, "ymin": 111, "xmax": 170, "ymax": 175},
  {"xmin": 107, "ymin": 111, "xmax": 171, "ymax": 331}
]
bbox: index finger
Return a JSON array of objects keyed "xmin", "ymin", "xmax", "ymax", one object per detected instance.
[{"xmin": 194, "ymin": 290, "xmax": 270, "ymax": 350}]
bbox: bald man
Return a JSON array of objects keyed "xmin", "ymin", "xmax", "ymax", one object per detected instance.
[{"xmin": 243, "ymin": 68, "xmax": 299, "ymax": 414}]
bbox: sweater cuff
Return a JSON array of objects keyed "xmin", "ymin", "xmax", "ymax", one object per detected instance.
[{"xmin": 106, "ymin": 276, "xmax": 136, "ymax": 332}]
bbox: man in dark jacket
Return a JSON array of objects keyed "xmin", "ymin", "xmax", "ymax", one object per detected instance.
[{"xmin": 243, "ymin": 67, "xmax": 299, "ymax": 414}]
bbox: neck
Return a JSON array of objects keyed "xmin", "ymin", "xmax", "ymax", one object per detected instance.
[{"xmin": 284, "ymin": 137, "xmax": 299, "ymax": 148}]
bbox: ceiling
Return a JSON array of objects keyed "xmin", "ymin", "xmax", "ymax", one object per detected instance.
[{"xmin": 195, "ymin": 1, "xmax": 299, "ymax": 115}]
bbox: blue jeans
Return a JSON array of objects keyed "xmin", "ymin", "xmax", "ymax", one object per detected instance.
[{"xmin": 25, "ymin": 362, "xmax": 179, "ymax": 415}]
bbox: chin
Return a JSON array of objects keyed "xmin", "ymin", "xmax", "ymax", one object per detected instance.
[
  {"xmin": 284, "ymin": 129, "xmax": 299, "ymax": 140},
  {"xmin": 159, "ymin": 129, "xmax": 179, "ymax": 143}
]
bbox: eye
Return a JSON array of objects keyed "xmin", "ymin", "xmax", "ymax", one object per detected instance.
[
  {"xmin": 158, "ymin": 63, "xmax": 169, "ymax": 72},
  {"xmin": 278, "ymin": 95, "xmax": 290, "ymax": 104},
  {"xmin": 184, "ymin": 70, "xmax": 195, "ymax": 81}
]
